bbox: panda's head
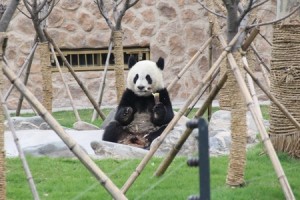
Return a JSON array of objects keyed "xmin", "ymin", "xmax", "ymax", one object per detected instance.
[{"xmin": 127, "ymin": 56, "xmax": 165, "ymax": 96}]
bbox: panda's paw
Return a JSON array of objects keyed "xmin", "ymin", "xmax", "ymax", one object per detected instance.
[
  {"xmin": 153, "ymin": 103, "xmax": 166, "ymax": 120},
  {"xmin": 120, "ymin": 107, "xmax": 133, "ymax": 121}
]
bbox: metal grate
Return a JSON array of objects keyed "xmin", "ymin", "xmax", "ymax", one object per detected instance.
[{"xmin": 50, "ymin": 47, "xmax": 150, "ymax": 72}]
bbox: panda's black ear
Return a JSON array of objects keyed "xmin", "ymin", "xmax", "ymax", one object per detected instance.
[
  {"xmin": 128, "ymin": 55, "xmax": 137, "ymax": 69},
  {"xmin": 156, "ymin": 57, "xmax": 164, "ymax": 70}
]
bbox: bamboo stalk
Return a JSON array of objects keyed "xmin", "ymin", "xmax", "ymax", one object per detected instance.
[
  {"xmin": 91, "ymin": 41, "xmax": 113, "ymax": 122},
  {"xmin": 208, "ymin": 21, "xmax": 214, "ymax": 121},
  {"xmin": 50, "ymin": 44, "xmax": 81, "ymax": 122},
  {"xmin": 4, "ymin": 42, "xmax": 38, "ymax": 101},
  {"xmin": 155, "ymin": 72, "xmax": 227, "ymax": 176},
  {"xmin": 1, "ymin": 93, "xmax": 40, "ymax": 200},
  {"xmin": 242, "ymin": 56, "xmax": 264, "ymax": 121},
  {"xmin": 185, "ymin": 66, "xmax": 219, "ymax": 117},
  {"xmin": 2, "ymin": 64, "xmax": 128, "ymax": 200},
  {"xmin": 167, "ymin": 36, "xmax": 214, "ymax": 91},
  {"xmin": 250, "ymin": 44, "xmax": 270, "ymax": 87},
  {"xmin": 43, "ymin": 30, "xmax": 106, "ymax": 120},
  {"xmin": 15, "ymin": 42, "xmax": 36, "ymax": 116},
  {"xmin": 227, "ymin": 51, "xmax": 295, "ymax": 200},
  {"xmin": 121, "ymin": 30, "xmax": 244, "ymax": 194}
]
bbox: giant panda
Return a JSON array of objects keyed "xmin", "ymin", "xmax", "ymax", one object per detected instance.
[{"xmin": 102, "ymin": 55, "xmax": 174, "ymax": 149}]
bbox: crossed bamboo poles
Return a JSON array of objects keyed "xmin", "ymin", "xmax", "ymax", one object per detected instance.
[{"xmin": 2, "ymin": 26, "xmax": 298, "ymax": 199}]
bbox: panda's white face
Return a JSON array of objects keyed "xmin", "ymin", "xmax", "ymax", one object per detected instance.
[{"xmin": 127, "ymin": 60, "xmax": 164, "ymax": 97}]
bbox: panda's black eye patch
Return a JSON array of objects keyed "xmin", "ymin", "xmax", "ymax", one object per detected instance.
[
  {"xmin": 146, "ymin": 74, "xmax": 152, "ymax": 84},
  {"xmin": 133, "ymin": 74, "xmax": 139, "ymax": 84}
]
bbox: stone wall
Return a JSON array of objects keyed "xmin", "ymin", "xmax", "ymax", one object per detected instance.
[{"xmin": 4, "ymin": 0, "xmax": 275, "ymax": 110}]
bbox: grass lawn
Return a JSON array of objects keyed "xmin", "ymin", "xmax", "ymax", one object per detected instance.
[{"xmin": 6, "ymin": 105, "xmax": 300, "ymax": 199}]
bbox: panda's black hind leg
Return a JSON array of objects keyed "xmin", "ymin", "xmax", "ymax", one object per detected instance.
[
  {"xmin": 144, "ymin": 125, "xmax": 167, "ymax": 149},
  {"xmin": 102, "ymin": 121, "xmax": 124, "ymax": 143}
]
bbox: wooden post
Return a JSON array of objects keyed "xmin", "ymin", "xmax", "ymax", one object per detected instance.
[{"xmin": 2, "ymin": 64, "xmax": 128, "ymax": 200}]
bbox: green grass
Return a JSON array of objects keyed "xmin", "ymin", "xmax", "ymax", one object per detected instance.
[
  {"xmin": 6, "ymin": 144, "xmax": 300, "ymax": 199},
  {"xmin": 7, "ymin": 104, "xmax": 300, "ymax": 199}
]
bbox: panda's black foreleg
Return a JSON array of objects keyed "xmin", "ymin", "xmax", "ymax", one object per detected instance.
[
  {"xmin": 115, "ymin": 106, "xmax": 134, "ymax": 125},
  {"xmin": 151, "ymin": 102, "xmax": 167, "ymax": 125},
  {"xmin": 102, "ymin": 121, "xmax": 124, "ymax": 143}
]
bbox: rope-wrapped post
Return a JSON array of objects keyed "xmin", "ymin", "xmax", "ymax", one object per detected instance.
[
  {"xmin": 269, "ymin": 24, "xmax": 300, "ymax": 158},
  {"xmin": 0, "ymin": 32, "xmax": 6, "ymax": 200},
  {"xmin": 113, "ymin": 30, "xmax": 125, "ymax": 102},
  {"xmin": 40, "ymin": 42, "xmax": 52, "ymax": 113}
]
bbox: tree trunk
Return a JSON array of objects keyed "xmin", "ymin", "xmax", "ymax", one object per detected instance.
[
  {"xmin": 113, "ymin": 30, "xmax": 125, "ymax": 102},
  {"xmin": 40, "ymin": 42, "xmax": 52, "ymax": 113},
  {"xmin": 0, "ymin": 33, "xmax": 6, "ymax": 200}
]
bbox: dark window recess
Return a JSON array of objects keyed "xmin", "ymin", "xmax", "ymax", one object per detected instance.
[{"xmin": 50, "ymin": 47, "xmax": 150, "ymax": 71}]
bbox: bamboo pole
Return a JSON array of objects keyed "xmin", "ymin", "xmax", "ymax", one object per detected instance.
[
  {"xmin": 250, "ymin": 44, "xmax": 270, "ymax": 87},
  {"xmin": 155, "ymin": 72, "xmax": 227, "ymax": 176},
  {"xmin": 167, "ymin": 36, "xmax": 214, "ymax": 92},
  {"xmin": 1, "ymin": 93, "xmax": 40, "ymax": 200},
  {"xmin": 2, "ymin": 64, "xmax": 128, "ymax": 200},
  {"xmin": 15, "ymin": 42, "xmax": 36, "ymax": 116},
  {"xmin": 50, "ymin": 44, "xmax": 81, "ymax": 122},
  {"xmin": 184, "ymin": 67, "xmax": 219, "ymax": 117},
  {"xmin": 227, "ymin": 50, "xmax": 295, "ymax": 200},
  {"xmin": 207, "ymin": 21, "xmax": 214, "ymax": 121},
  {"xmin": 121, "ymin": 30, "xmax": 244, "ymax": 194},
  {"xmin": 242, "ymin": 56, "xmax": 264, "ymax": 121},
  {"xmin": 4, "ymin": 42, "xmax": 38, "ymax": 101},
  {"xmin": 43, "ymin": 30, "xmax": 106, "ymax": 120},
  {"xmin": 91, "ymin": 41, "xmax": 113, "ymax": 122}
]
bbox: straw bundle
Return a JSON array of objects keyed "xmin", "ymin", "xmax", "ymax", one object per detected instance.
[
  {"xmin": 269, "ymin": 25, "xmax": 300, "ymax": 158},
  {"xmin": 40, "ymin": 42, "xmax": 52, "ymax": 113}
]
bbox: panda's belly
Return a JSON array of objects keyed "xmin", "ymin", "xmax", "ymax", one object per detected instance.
[{"xmin": 126, "ymin": 112, "xmax": 159, "ymax": 134}]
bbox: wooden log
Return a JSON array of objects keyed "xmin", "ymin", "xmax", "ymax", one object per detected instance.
[
  {"xmin": 121, "ymin": 30, "xmax": 244, "ymax": 194},
  {"xmin": 43, "ymin": 29, "xmax": 106, "ymax": 120},
  {"xmin": 2, "ymin": 64, "xmax": 128, "ymax": 200},
  {"xmin": 155, "ymin": 72, "xmax": 227, "ymax": 177}
]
